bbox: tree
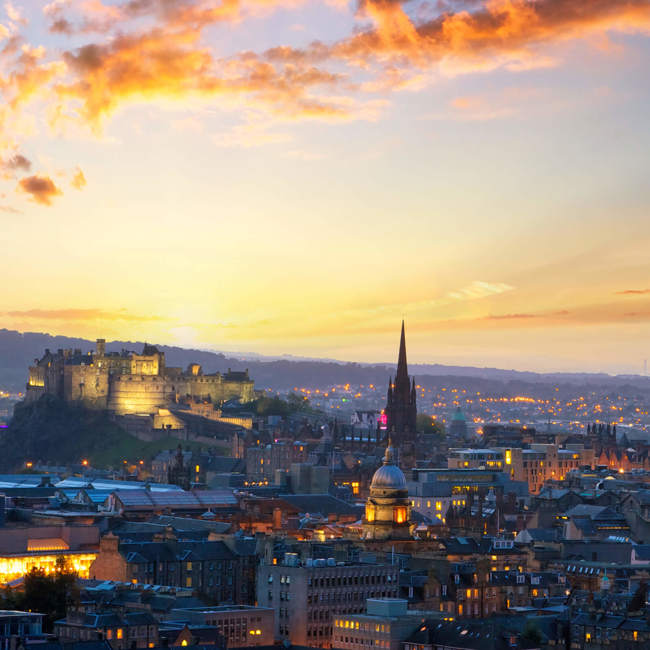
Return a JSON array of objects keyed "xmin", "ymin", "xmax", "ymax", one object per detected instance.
[
  {"xmin": 417, "ymin": 413, "xmax": 445, "ymax": 437},
  {"xmin": 520, "ymin": 621, "xmax": 543, "ymax": 647},
  {"xmin": 253, "ymin": 396, "xmax": 290, "ymax": 416},
  {"xmin": 286, "ymin": 392, "xmax": 310, "ymax": 410},
  {"xmin": 20, "ymin": 560, "xmax": 79, "ymax": 631}
]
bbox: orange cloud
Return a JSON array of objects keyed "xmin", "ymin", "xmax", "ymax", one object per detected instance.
[
  {"xmin": 71, "ymin": 167, "xmax": 86, "ymax": 189},
  {"xmin": 4, "ymin": 308, "xmax": 165, "ymax": 321},
  {"xmin": 616, "ymin": 289, "xmax": 650, "ymax": 295},
  {"xmin": 58, "ymin": 27, "xmax": 348, "ymax": 128},
  {"xmin": 17, "ymin": 174, "xmax": 63, "ymax": 205},
  {"xmin": 280, "ymin": 0, "xmax": 650, "ymax": 74},
  {"xmin": 481, "ymin": 312, "xmax": 538, "ymax": 320},
  {"xmin": 1, "ymin": 152, "xmax": 31, "ymax": 174},
  {"xmin": 2, "ymin": 0, "xmax": 650, "ymax": 188}
]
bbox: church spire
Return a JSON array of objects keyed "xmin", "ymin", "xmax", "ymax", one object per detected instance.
[
  {"xmin": 396, "ymin": 320, "xmax": 408, "ymax": 384},
  {"xmin": 381, "ymin": 321, "xmax": 418, "ymax": 448}
]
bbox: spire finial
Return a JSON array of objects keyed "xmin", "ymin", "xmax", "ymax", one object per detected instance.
[
  {"xmin": 383, "ymin": 439, "xmax": 395, "ymax": 465},
  {"xmin": 396, "ymin": 320, "xmax": 408, "ymax": 383}
]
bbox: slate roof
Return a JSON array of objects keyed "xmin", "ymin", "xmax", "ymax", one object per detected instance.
[
  {"xmin": 0, "ymin": 474, "xmax": 60, "ymax": 488},
  {"xmin": 116, "ymin": 538, "xmax": 254, "ymax": 564},
  {"xmin": 566, "ymin": 504, "xmax": 607, "ymax": 518},
  {"xmin": 111, "ymin": 489, "xmax": 237, "ymax": 511},
  {"xmin": 521, "ymin": 528, "xmax": 559, "ymax": 542},
  {"xmin": 56, "ymin": 611, "xmax": 157, "ymax": 629},
  {"xmin": 277, "ymin": 494, "xmax": 362, "ymax": 517},
  {"xmin": 57, "ymin": 478, "xmax": 182, "ymax": 492},
  {"xmin": 201, "ymin": 456, "xmax": 245, "ymax": 474},
  {"xmin": 632, "ymin": 545, "xmax": 650, "ymax": 560}
]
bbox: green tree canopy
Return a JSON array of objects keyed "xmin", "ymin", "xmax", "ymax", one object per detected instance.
[{"xmin": 417, "ymin": 413, "xmax": 445, "ymax": 436}]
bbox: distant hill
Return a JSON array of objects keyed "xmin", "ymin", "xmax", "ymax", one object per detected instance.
[{"xmin": 1, "ymin": 328, "xmax": 649, "ymax": 395}]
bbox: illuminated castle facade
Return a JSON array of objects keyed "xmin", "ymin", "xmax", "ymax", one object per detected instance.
[{"xmin": 26, "ymin": 339, "xmax": 255, "ymax": 415}]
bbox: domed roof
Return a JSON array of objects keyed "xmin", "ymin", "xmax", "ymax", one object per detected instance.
[
  {"xmin": 452, "ymin": 407, "xmax": 466, "ymax": 422},
  {"xmin": 370, "ymin": 443, "xmax": 407, "ymax": 490}
]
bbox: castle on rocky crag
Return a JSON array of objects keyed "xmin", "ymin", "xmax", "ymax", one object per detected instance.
[{"xmin": 25, "ymin": 339, "xmax": 255, "ymax": 415}]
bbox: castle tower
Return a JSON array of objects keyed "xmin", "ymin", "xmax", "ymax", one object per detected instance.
[
  {"xmin": 382, "ymin": 321, "xmax": 417, "ymax": 445},
  {"xmin": 362, "ymin": 441, "xmax": 412, "ymax": 540}
]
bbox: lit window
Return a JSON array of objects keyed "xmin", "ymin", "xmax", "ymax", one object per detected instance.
[{"xmin": 116, "ymin": 629, "xmax": 123, "ymax": 640}]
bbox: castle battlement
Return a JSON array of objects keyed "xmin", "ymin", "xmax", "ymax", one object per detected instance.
[{"xmin": 25, "ymin": 339, "xmax": 255, "ymax": 415}]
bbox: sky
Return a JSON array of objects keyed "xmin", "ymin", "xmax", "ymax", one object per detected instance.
[{"xmin": 1, "ymin": 0, "xmax": 650, "ymax": 374}]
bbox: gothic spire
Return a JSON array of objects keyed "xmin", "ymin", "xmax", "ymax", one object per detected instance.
[{"xmin": 395, "ymin": 320, "xmax": 409, "ymax": 385}]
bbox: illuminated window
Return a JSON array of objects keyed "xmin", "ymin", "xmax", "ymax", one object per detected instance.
[
  {"xmin": 106, "ymin": 630, "xmax": 112, "ymax": 640},
  {"xmin": 436, "ymin": 501, "xmax": 442, "ymax": 511},
  {"xmin": 116, "ymin": 629, "xmax": 123, "ymax": 640},
  {"xmin": 394, "ymin": 507, "xmax": 407, "ymax": 524},
  {"xmin": 585, "ymin": 633, "xmax": 591, "ymax": 642},
  {"xmin": 181, "ymin": 641, "xmax": 188, "ymax": 647},
  {"xmin": 366, "ymin": 504, "xmax": 376, "ymax": 522}
]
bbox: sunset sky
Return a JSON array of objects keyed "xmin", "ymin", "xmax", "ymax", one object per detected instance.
[{"xmin": 1, "ymin": 0, "xmax": 650, "ymax": 373}]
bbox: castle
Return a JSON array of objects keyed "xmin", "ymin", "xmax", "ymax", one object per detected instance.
[{"xmin": 25, "ymin": 339, "xmax": 255, "ymax": 415}]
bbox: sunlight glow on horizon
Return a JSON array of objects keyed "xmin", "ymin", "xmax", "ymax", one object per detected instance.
[{"xmin": 1, "ymin": 0, "xmax": 650, "ymax": 374}]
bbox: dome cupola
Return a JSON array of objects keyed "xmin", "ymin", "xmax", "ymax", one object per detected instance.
[{"xmin": 370, "ymin": 442, "xmax": 407, "ymax": 492}]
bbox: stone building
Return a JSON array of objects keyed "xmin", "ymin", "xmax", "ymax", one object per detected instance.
[
  {"xmin": 256, "ymin": 554, "xmax": 399, "ymax": 648},
  {"xmin": 25, "ymin": 339, "xmax": 255, "ymax": 415},
  {"xmin": 89, "ymin": 533, "xmax": 256, "ymax": 604},
  {"xmin": 54, "ymin": 610, "xmax": 158, "ymax": 649},
  {"xmin": 164, "ymin": 605, "xmax": 275, "ymax": 648},
  {"xmin": 332, "ymin": 598, "xmax": 426, "ymax": 650},
  {"xmin": 362, "ymin": 443, "xmax": 413, "ymax": 541}
]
